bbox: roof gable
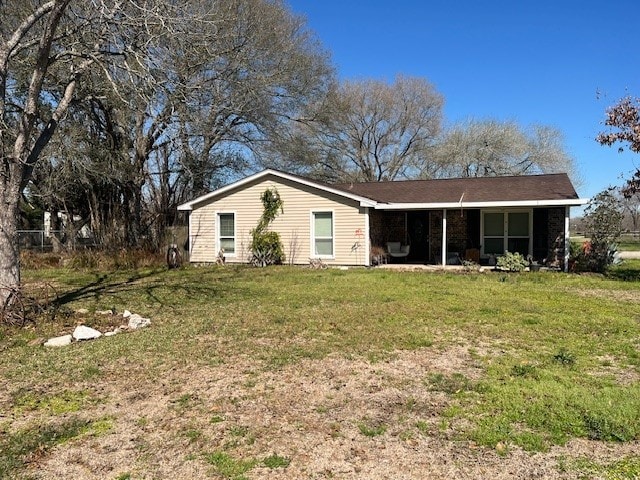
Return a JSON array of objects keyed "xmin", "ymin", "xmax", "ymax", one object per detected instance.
[{"xmin": 177, "ymin": 169, "xmax": 377, "ymax": 211}]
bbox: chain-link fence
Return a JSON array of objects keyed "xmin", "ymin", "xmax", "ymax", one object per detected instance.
[
  {"xmin": 19, "ymin": 226, "xmax": 189, "ymax": 254},
  {"xmin": 17, "ymin": 230, "xmax": 51, "ymax": 250},
  {"xmin": 17, "ymin": 230, "xmax": 93, "ymax": 250}
]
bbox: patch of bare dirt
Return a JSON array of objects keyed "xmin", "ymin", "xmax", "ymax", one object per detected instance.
[
  {"xmin": 589, "ymin": 355, "xmax": 640, "ymax": 385},
  {"xmin": 573, "ymin": 288, "xmax": 640, "ymax": 303},
  {"xmin": 20, "ymin": 347, "xmax": 640, "ymax": 479}
]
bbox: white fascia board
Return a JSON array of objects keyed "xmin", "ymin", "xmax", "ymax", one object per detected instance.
[
  {"xmin": 375, "ymin": 198, "xmax": 590, "ymax": 210},
  {"xmin": 177, "ymin": 169, "xmax": 377, "ymax": 211}
]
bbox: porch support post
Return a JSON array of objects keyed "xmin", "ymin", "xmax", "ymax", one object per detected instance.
[
  {"xmin": 564, "ymin": 205, "xmax": 570, "ymax": 272},
  {"xmin": 441, "ymin": 209, "xmax": 447, "ymax": 266},
  {"xmin": 187, "ymin": 212, "xmax": 193, "ymax": 262},
  {"xmin": 364, "ymin": 207, "xmax": 370, "ymax": 267}
]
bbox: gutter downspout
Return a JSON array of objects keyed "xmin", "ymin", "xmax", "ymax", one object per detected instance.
[{"xmin": 364, "ymin": 207, "xmax": 370, "ymax": 267}]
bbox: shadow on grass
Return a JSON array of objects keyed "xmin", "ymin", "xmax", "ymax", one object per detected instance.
[
  {"xmin": 0, "ymin": 417, "xmax": 89, "ymax": 477},
  {"xmin": 53, "ymin": 269, "xmax": 165, "ymax": 306},
  {"xmin": 50, "ymin": 267, "xmax": 249, "ymax": 311},
  {"xmin": 606, "ymin": 266, "xmax": 640, "ymax": 282}
]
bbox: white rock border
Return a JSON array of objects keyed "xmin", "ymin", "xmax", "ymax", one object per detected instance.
[{"xmin": 43, "ymin": 309, "xmax": 151, "ymax": 347}]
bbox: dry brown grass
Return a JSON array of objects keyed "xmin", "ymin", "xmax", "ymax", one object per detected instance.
[{"xmin": 2, "ymin": 348, "xmax": 634, "ymax": 480}]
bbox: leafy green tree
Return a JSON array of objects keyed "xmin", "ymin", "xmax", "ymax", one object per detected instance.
[{"xmin": 576, "ymin": 190, "xmax": 623, "ymax": 273}]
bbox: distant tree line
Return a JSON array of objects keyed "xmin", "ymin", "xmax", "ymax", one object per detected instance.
[{"xmin": 572, "ymin": 187, "xmax": 640, "ymax": 235}]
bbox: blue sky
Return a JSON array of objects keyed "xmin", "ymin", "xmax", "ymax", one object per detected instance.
[{"xmin": 286, "ymin": 0, "xmax": 640, "ymax": 204}]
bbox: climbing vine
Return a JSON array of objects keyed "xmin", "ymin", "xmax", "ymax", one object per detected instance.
[{"xmin": 250, "ymin": 188, "xmax": 285, "ymax": 266}]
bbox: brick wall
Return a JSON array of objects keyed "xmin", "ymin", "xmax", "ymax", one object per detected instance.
[
  {"xmin": 430, "ymin": 211, "xmax": 442, "ymax": 261},
  {"xmin": 370, "ymin": 208, "xmax": 567, "ymax": 266},
  {"xmin": 447, "ymin": 210, "xmax": 468, "ymax": 253},
  {"xmin": 547, "ymin": 207, "xmax": 566, "ymax": 268},
  {"xmin": 429, "ymin": 209, "xmax": 467, "ymax": 263},
  {"xmin": 369, "ymin": 211, "xmax": 406, "ymax": 248}
]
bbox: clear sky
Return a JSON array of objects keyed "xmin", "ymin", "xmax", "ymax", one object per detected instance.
[{"xmin": 286, "ymin": 0, "xmax": 640, "ymax": 204}]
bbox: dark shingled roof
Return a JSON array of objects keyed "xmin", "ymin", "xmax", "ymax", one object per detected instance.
[{"xmin": 333, "ymin": 173, "xmax": 579, "ymax": 204}]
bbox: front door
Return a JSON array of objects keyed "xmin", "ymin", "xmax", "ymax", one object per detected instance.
[{"xmin": 407, "ymin": 211, "xmax": 429, "ymax": 262}]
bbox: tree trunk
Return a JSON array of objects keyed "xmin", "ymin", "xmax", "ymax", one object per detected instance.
[{"xmin": 0, "ymin": 189, "xmax": 21, "ymax": 308}]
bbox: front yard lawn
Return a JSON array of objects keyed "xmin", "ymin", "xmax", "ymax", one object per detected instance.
[{"xmin": 1, "ymin": 263, "xmax": 639, "ymax": 479}]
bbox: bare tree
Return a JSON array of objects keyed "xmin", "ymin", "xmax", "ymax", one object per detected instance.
[
  {"xmin": 431, "ymin": 119, "xmax": 580, "ymax": 182},
  {"xmin": 2, "ymin": 0, "xmax": 94, "ymax": 307},
  {"xmin": 2, "ymin": 0, "xmax": 332, "ymax": 309},
  {"xmin": 597, "ymin": 96, "xmax": 640, "ymax": 195},
  {"xmin": 2, "ymin": 0, "xmax": 178, "ymax": 267},
  {"xmin": 616, "ymin": 188, "xmax": 640, "ymax": 234},
  {"xmin": 171, "ymin": 0, "xmax": 332, "ymax": 190},
  {"xmin": 269, "ymin": 75, "xmax": 443, "ymax": 182},
  {"xmin": 28, "ymin": 0, "xmax": 333, "ymax": 251}
]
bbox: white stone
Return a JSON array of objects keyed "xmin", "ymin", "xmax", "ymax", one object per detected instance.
[
  {"xmin": 75, "ymin": 308, "xmax": 89, "ymax": 314},
  {"xmin": 96, "ymin": 309, "xmax": 113, "ymax": 315},
  {"xmin": 72, "ymin": 325, "xmax": 102, "ymax": 341},
  {"xmin": 123, "ymin": 309, "xmax": 132, "ymax": 318},
  {"xmin": 103, "ymin": 326, "xmax": 123, "ymax": 336},
  {"xmin": 128, "ymin": 314, "xmax": 151, "ymax": 330},
  {"xmin": 44, "ymin": 334, "xmax": 73, "ymax": 347}
]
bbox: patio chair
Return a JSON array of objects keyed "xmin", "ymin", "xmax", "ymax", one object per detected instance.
[{"xmin": 386, "ymin": 242, "xmax": 410, "ymax": 261}]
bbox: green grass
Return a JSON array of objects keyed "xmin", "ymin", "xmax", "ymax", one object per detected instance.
[
  {"xmin": 566, "ymin": 456, "xmax": 640, "ymax": 480},
  {"xmin": 205, "ymin": 451, "xmax": 257, "ymax": 479},
  {"xmin": 263, "ymin": 453, "xmax": 291, "ymax": 469},
  {"xmin": 11, "ymin": 388, "xmax": 94, "ymax": 415},
  {"xmin": 0, "ymin": 418, "xmax": 93, "ymax": 477},
  {"xmin": 466, "ymin": 367, "xmax": 640, "ymax": 450},
  {"xmin": 357, "ymin": 421, "xmax": 387, "ymax": 437},
  {"xmin": 2, "ymin": 263, "xmax": 640, "ymax": 475},
  {"xmin": 618, "ymin": 242, "xmax": 640, "ymax": 251},
  {"xmin": 609, "ymin": 259, "xmax": 640, "ymax": 281},
  {"xmin": 618, "ymin": 233, "xmax": 640, "ymax": 251}
]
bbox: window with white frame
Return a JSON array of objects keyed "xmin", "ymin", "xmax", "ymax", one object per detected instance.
[
  {"xmin": 482, "ymin": 210, "xmax": 531, "ymax": 256},
  {"xmin": 217, "ymin": 212, "xmax": 235, "ymax": 255},
  {"xmin": 312, "ymin": 211, "xmax": 334, "ymax": 257}
]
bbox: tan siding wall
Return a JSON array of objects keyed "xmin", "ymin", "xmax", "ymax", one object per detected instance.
[{"xmin": 189, "ymin": 175, "xmax": 368, "ymax": 265}]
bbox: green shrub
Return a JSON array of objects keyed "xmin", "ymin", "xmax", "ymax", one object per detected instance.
[
  {"xmin": 553, "ymin": 348, "xmax": 576, "ymax": 366},
  {"xmin": 250, "ymin": 231, "xmax": 284, "ymax": 267},
  {"xmin": 496, "ymin": 251, "xmax": 528, "ymax": 272},
  {"xmin": 250, "ymin": 188, "xmax": 285, "ymax": 266},
  {"xmin": 573, "ymin": 190, "xmax": 623, "ymax": 273}
]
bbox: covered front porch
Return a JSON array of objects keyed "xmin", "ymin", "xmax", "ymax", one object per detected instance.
[{"xmin": 369, "ymin": 206, "xmax": 570, "ymax": 270}]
